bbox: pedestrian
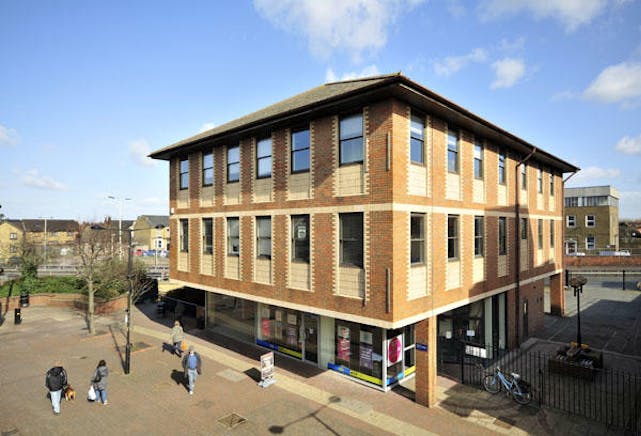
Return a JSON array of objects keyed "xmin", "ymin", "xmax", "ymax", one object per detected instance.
[
  {"xmin": 45, "ymin": 362, "xmax": 68, "ymax": 415},
  {"xmin": 169, "ymin": 320, "xmax": 184, "ymax": 356},
  {"xmin": 91, "ymin": 359, "xmax": 109, "ymax": 405},
  {"xmin": 181, "ymin": 345, "xmax": 202, "ymax": 395}
]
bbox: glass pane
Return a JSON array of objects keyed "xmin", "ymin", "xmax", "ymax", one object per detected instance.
[
  {"xmin": 447, "ymin": 131, "xmax": 458, "ymax": 151},
  {"xmin": 292, "ymin": 149, "xmax": 310, "ymax": 172},
  {"xmin": 292, "ymin": 129, "xmax": 310, "ymax": 151},
  {"xmin": 180, "ymin": 173, "xmax": 189, "ymax": 189},
  {"xmin": 340, "ymin": 114, "xmax": 362, "ymax": 140},
  {"xmin": 203, "ymin": 153, "xmax": 213, "ymax": 169},
  {"xmin": 180, "ymin": 159, "xmax": 189, "ymax": 173},
  {"xmin": 257, "ymin": 218, "xmax": 271, "ymax": 237},
  {"xmin": 228, "ymin": 218, "xmax": 239, "ymax": 236},
  {"xmin": 411, "ymin": 215, "xmax": 423, "ymax": 239},
  {"xmin": 203, "ymin": 168, "xmax": 213, "ymax": 186},
  {"xmin": 257, "ymin": 157, "xmax": 271, "ymax": 178},
  {"xmin": 229, "ymin": 237, "xmax": 239, "ymax": 254},
  {"xmin": 410, "ymin": 138, "xmax": 423, "ymax": 163},
  {"xmin": 257, "ymin": 138, "xmax": 271, "ymax": 158},
  {"xmin": 448, "ymin": 150, "xmax": 458, "ymax": 172},
  {"xmin": 227, "ymin": 146, "xmax": 239, "ymax": 163},
  {"xmin": 448, "ymin": 216, "xmax": 458, "ymax": 237},
  {"xmin": 228, "ymin": 163, "xmax": 239, "ymax": 182},
  {"xmin": 258, "ymin": 239, "xmax": 271, "ymax": 256},
  {"xmin": 340, "ymin": 137, "xmax": 363, "ymax": 164},
  {"xmin": 411, "ymin": 241, "xmax": 424, "ymax": 263},
  {"xmin": 410, "ymin": 114, "xmax": 424, "ymax": 139},
  {"xmin": 474, "ymin": 144, "xmax": 482, "ymax": 159}
]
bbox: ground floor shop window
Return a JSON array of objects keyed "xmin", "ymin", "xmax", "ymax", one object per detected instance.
[
  {"xmin": 333, "ymin": 321, "xmax": 383, "ymax": 385},
  {"xmin": 257, "ymin": 305, "xmax": 302, "ymax": 358},
  {"xmin": 206, "ymin": 294, "xmax": 256, "ymax": 342}
]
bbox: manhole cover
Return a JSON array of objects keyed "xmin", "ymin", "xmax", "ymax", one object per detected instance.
[{"xmin": 217, "ymin": 413, "xmax": 247, "ymax": 429}]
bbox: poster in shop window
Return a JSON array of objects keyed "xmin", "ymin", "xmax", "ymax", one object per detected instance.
[
  {"xmin": 359, "ymin": 344, "xmax": 373, "ymax": 370},
  {"xmin": 386, "ymin": 334, "xmax": 403, "ymax": 367},
  {"xmin": 261, "ymin": 319, "xmax": 271, "ymax": 338},
  {"xmin": 337, "ymin": 326, "xmax": 350, "ymax": 362},
  {"xmin": 286, "ymin": 325, "xmax": 297, "ymax": 346}
]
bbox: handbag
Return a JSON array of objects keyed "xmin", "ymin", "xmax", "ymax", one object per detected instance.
[{"xmin": 87, "ymin": 385, "xmax": 97, "ymax": 401}]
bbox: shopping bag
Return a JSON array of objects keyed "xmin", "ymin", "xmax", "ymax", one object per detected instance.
[
  {"xmin": 87, "ymin": 385, "xmax": 97, "ymax": 401},
  {"xmin": 181, "ymin": 342, "xmax": 188, "ymax": 352}
]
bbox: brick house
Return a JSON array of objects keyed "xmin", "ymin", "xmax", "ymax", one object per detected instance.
[
  {"xmin": 150, "ymin": 73, "xmax": 577, "ymax": 406},
  {"xmin": 131, "ymin": 215, "xmax": 170, "ymax": 251}
]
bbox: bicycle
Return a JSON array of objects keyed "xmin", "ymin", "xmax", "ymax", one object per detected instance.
[{"xmin": 482, "ymin": 366, "xmax": 532, "ymax": 405}]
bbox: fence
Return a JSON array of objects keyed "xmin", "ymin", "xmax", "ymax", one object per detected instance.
[{"xmin": 439, "ymin": 340, "xmax": 641, "ymax": 432}]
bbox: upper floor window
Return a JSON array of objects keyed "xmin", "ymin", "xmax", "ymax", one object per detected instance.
[
  {"xmin": 474, "ymin": 216, "xmax": 484, "ymax": 257},
  {"xmin": 256, "ymin": 216, "xmax": 271, "ymax": 258},
  {"xmin": 339, "ymin": 113, "xmax": 363, "ymax": 165},
  {"xmin": 227, "ymin": 217, "xmax": 239, "ymax": 256},
  {"xmin": 586, "ymin": 215, "xmax": 596, "ymax": 227},
  {"xmin": 565, "ymin": 197, "xmax": 578, "ymax": 207},
  {"xmin": 550, "ymin": 173, "xmax": 555, "ymax": 195},
  {"xmin": 498, "ymin": 149, "xmax": 506, "ymax": 184},
  {"xmin": 227, "ymin": 145, "xmax": 240, "ymax": 183},
  {"xmin": 520, "ymin": 163, "xmax": 527, "ymax": 190},
  {"xmin": 410, "ymin": 213, "xmax": 425, "ymax": 264},
  {"xmin": 291, "ymin": 128, "xmax": 310, "ymax": 173},
  {"xmin": 537, "ymin": 168, "xmax": 543, "ymax": 193},
  {"xmin": 498, "ymin": 217, "xmax": 507, "ymax": 255},
  {"xmin": 291, "ymin": 215, "xmax": 309, "ymax": 263},
  {"xmin": 550, "ymin": 220, "xmax": 555, "ymax": 247},
  {"xmin": 10, "ymin": 232, "xmax": 17, "ymax": 240},
  {"xmin": 202, "ymin": 218, "xmax": 213, "ymax": 254},
  {"xmin": 410, "ymin": 113, "xmax": 425, "ymax": 164},
  {"xmin": 473, "ymin": 141, "xmax": 483, "ymax": 179},
  {"xmin": 567, "ymin": 215, "xmax": 576, "ymax": 228},
  {"xmin": 447, "ymin": 128, "xmax": 459, "ymax": 173},
  {"xmin": 586, "ymin": 236, "xmax": 595, "ymax": 250},
  {"xmin": 538, "ymin": 219, "xmax": 543, "ymax": 249},
  {"xmin": 202, "ymin": 152, "xmax": 213, "ymax": 187},
  {"xmin": 179, "ymin": 158, "xmax": 189, "ymax": 190},
  {"xmin": 447, "ymin": 215, "xmax": 459, "ymax": 260},
  {"xmin": 256, "ymin": 137, "xmax": 272, "ymax": 179},
  {"xmin": 180, "ymin": 219, "xmax": 189, "ymax": 252},
  {"xmin": 340, "ymin": 212, "xmax": 363, "ymax": 267},
  {"xmin": 521, "ymin": 218, "xmax": 528, "ymax": 240}
]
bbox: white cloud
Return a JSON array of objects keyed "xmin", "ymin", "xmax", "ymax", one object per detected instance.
[
  {"xmin": 128, "ymin": 139, "xmax": 156, "ymax": 167},
  {"xmin": 19, "ymin": 169, "xmax": 68, "ymax": 191},
  {"xmin": 550, "ymin": 90, "xmax": 577, "ymax": 102},
  {"xmin": 478, "ymin": 0, "xmax": 608, "ymax": 32},
  {"xmin": 325, "ymin": 65, "xmax": 381, "ymax": 83},
  {"xmin": 583, "ymin": 62, "xmax": 641, "ymax": 106},
  {"xmin": 615, "ymin": 134, "xmax": 641, "ymax": 155},
  {"xmin": 570, "ymin": 166, "xmax": 621, "ymax": 185},
  {"xmin": 254, "ymin": 0, "xmax": 424, "ymax": 61},
  {"xmin": 199, "ymin": 122, "xmax": 216, "ymax": 133},
  {"xmin": 490, "ymin": 58, "xmax": 526, "ymax": 89},
  {"xmin": 0, "ymin": 123, "xmax": 18, "ymax": 146},
  {"xmin": 433, "ymin": 48, "xmax": 488, "ymax": 76},
  {"xmin": 498, "ymin": 36, "xmax": 526, "ymax": 52}
]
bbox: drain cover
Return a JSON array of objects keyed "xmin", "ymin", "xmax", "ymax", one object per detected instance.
[{"xmin": 217, "ymin": 413, "xmax": 247, "ymax": 429}]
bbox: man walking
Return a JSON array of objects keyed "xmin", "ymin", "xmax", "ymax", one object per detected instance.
[
  {"xmin": 181, "ymin": 346, "xmax": 202, "ymax": 395},
  {"xmin": 169, "ymin": 320, "xmax": 184, "ymax": 357},
  {"xmin": 45, "ymin": 362, "xmax": 68, "ymax": 415}
]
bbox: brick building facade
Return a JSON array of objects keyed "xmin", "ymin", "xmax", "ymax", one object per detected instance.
[
  {"xmin": 150, "ymin": 74, "xmax": 577, "ymax": 406},
  {"xmin": 564, "ymin": 186, "xmax": 619, "ymax": 254}
]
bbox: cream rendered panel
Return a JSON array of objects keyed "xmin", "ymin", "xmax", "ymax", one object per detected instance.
[
  {"xmin": 201, "ymin": 254, "xmax": 214, "ymax": 275},
  {"xmin": 409, "ymin": 165, "xmax": 427, "ymax": 196},
  {"xmin": 537, "ymin": 193, "xmax": 543, "ymax": 211},
  {"xmin": 290, "ymin": 262, "xmax": 310, "ymax": 290},
  {"xmin": 254, "ymin": 258, "xmax": 271, "ymax": 284},
  {"xmin": 520, "ymin": 240, "xmax": 528, "ymax": 272},
  {"xmin": 225, "ymin": 256, "xmax": 240, "ymax": 279},
  {"xmin": 319, "ymin": 316, "xmax": 336, "ymax": 369},
  {"xmin": 178, "ymin": 252, "xmax": 189, "ymax": 272},
  {"xmin": 473, "ymin": 179, "xmax": 485, "ymax": 203},
  {"xmin": 201, "ymin": 186, "xmax": 214, "ymax": 207},
  {"xmin": 446, "ymin": 173, "xmax": 461, "ymax": 200},
  {"xmin": 497, "ymin": 184, "xmax": 507, "ymax": 206},
  {"xmin": 473, "ymin": 257, "xmax": 485, "ymax": 283},
  {"xmin": 498, "ymin": 255, "xmax": 508, "ymax": 277},
  {"xmin": 254, "ymin": 178, "xmax": 272, "ymax": 203},
  {"xmin": 338, "ymin": 266, "xmax": 365, "ymax": 298},
  {"xmin": 446, "ymin": 260, "xmax": 461, "ymax": 289},
  {"xmin": 224, "ymin": 182, "xmax": 241, "ymax": 205},
  {"xmin": 536, "ymin": 248, "xmax": 543, "ymax": 266},
  {"xmin": 409, "ymin": 265, "xmax": 427, "ymax": 299},
  {"xmin": 337, "ymin": 164, "xmax": 364, "ymax": 196},
  {"xmin": 289, "ymin": 172, "xmax": 311, "ymax": 200}
]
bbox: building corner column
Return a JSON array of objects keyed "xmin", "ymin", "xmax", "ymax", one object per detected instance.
[
  {"xmin": 415, "ymin": 316, "xmax": 438, "ymax": 407},
  {"xmin": 550, "ymin": 273, "xmax": 565, "ymax": 316}
]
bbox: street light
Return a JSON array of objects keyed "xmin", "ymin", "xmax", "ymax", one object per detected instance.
[
  {"xmin": 107, "ymin": 196, "xmax": 132, "ymax": 260},
  {"xmin": 569, "ymin": 275, "xmax": 588, "ymax": 347}
]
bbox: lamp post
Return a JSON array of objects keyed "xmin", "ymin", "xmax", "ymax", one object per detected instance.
[
  {"xmin": 107, "ymin": 196, "xmax": 131, "ymax": 260},
  {"xmin": 569, "ymin": 275, "xmax": 588, "ymax": 347}
]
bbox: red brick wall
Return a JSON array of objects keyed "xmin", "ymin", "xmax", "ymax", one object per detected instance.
[
  {"xmin": 1, "ymin": 294, "xmax": 127, "ymax": 314},
  {"xmin": 565, "ymin": 256, "xmax": 641, "ymax": 268}
]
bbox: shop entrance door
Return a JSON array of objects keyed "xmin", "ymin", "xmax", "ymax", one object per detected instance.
[{"xmin": 302, "ymin": 314, "xmax": 318, "ymax": 364}]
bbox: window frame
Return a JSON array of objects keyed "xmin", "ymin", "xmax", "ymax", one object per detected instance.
[
  {"xmin": 256, "ymin": 216, "xmax": 272, "ymax": 259},
  {"xmin": 538, "ymin": 219, "xmax": 543, "ymax": 249},
  {"xmin": 550, "ymin": 172, "xmax": 555, "ymax": 195},
  {"xmin": 226, "ymin": 144, "xmax": 240, "ymax": 183},
  {"xmin": 339, "ymin": 212, "xmax": 364, "ymax": 268},
  {"xmin": 256, "ymin": 137, "xmax": 272, "ymax": 179},
  {"xmin": 447, "ymin": 215, "xmax": 459, "ymax": 260},
  {"xmin": 473, "ymin": 140, "xmax": 484, "ymax": 180},
  {"xmin": 291, "ymin": 215, "xmax": 310, "ymax": 263},
  {"xmin": 537, "ymin": 168, "xmax": 543, "ymax": 193},
  {"xmin": 586, "ymin": 215, "xmax": 596, "ymax": 228},
  {"xmin": 550, "ymin": 220, "xmax": 555, "ymax": 248},
  {"xmin": 180, "ymin": 219, "xmax": 189, "ymax": 252},
  {"xmin": 498, "ymin": 149, "xmax": 506, "ymax": 185},
  {"xmin": 339, "ymin": 113, "xmax": 364, "ymax": 166},
  {"xmin": 566, "ymin": 215, "xmax": 576, "ymax": 228},
  {"xmin": 498, "ymin": 217, "xmax": 507, "ymax": 255},
  {"xmin": 291, "ymin": 127, "xmax": 311, "ymax": 174},
  {"xmin": 474, "ymin": 216, "xmax": 484, "ymax": 257},
  {"xmin": 447, "ymin": 127, "xmax": 459, "ymax": 174},
  {"xmin": 202, "ymin": 218, "xmax": 213, "ymax": 255},
  {"xmin": 227, "ymin": 217, "xmax": 240, "ymax": 256},
  {"xmin": 202, "ymin": 151, "xmax": 213, "ymax": 187},
  {"xmin": 410, "ymin": 213, "xmax": 425, "ymax": 265},
  {"xmin": 179, "ymin": 157, "xmax": 189, "ymax": 190},
  {"xmin": 586, "ymin": 236, "xmax": 595, "ymax": 250},
  {"xmin": 520, "ymin": 218, "xmax": 528, "ymax": 240},
  {"xmin": 520, "ymin": 163, "xmax": 527, "ymax": 190},
  {"xmin": 410, "ymin": 112, "xmax": 425, "ymax": 165}
]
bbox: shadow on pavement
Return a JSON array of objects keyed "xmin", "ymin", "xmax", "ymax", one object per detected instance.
[
  {"xmin": 108, "ymin": 324, "xmax": 126, "ymax": 372},
  {"xmin": 170, "ymin": 369, "xmax": 188, "ymax": 391}
]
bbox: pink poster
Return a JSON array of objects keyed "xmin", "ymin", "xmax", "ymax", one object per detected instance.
[
  {"xmin": 261, "ymin": 319, "xmax": 271, "ymax": 338},
  {"xmin": 337, "ymin": 326, "xmax": 350, "ymax": 362},
  {"xmin": 387, "ymin": 334, "xmax": 403, "ymax": 367}
]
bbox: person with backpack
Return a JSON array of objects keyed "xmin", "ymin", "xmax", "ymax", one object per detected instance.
[
  {"xmin": 45, "ymin": 362, "xmax": 68, "ymax": 415},
  {"xmin": 91, "ymin": 360, "xmax": 109, "ymax": 405},
  {"xmin": 181, "ymin": 346, "xmax": 202, "ymax": 395}
]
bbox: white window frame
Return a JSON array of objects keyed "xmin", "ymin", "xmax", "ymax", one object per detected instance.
[
  {"xmin": 585, "ymin": 215, "xmax": 596, "ymax": 227},
  {"xmin": 566, "ymin": 215, "xmax": 576, "ymax": 228}
]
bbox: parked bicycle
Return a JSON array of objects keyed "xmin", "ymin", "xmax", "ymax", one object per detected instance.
[{"xmin": 482, "ymin": 366, "xmax": 532, "ymax": 405}]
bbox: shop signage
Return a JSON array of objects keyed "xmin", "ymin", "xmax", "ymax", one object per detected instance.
[
  {"xmin": 359, "ymin": 344, "xmax": 373, "ymax": 370},
  {"xmin": 337, "ymin": 326, "xmax": 350, "ymax": 362},
  {"xmin": 465, "ymin": 345, "xmax": 487, "ymax": 358},
  {"xmin": 258, "ymin": 351, "xmax": 276, "ymax": 388},
  {"xmin": 387, "ymin": 335, "xmax": 403, "ymax": 366},
  {"xmin": 416, "ymin": 343, "xmax": 428, "ymax": 352}
]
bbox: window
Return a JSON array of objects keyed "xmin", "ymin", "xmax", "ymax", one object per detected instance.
[
  {"xmin": 567, "ymin": 215, "xmax": 576, "ymax": 228},
  {"xmin": 291, "ymin": 128, "xmax": 310, "ymax": 173},
  {"xmin": 565, "ymin": 197, "xmax": 578, "ymax": 207},
  {"xmin": 227, "ymin": 145, "xmax": 240, "ymax": 183},
  {"xmin": 410, "ymin": 213, "xmax": 425, "ymax": 264},
  {"xmin": 550, "ymin": 220, "xmax": 555, "ymax": 247},
  {"xmin": 179, "ymin": 157, "xmax": 189, "ymax": 190},
  {"xmin": 202, "ymin": 218, "xmax": 213, "ymax": 254},
  {"xmin": 520, "ymin": 163, "xmax": 527, "ymax": 190},
  {"xmin": 538, "ymin": 219, "xmax": 543, "ymax": 249},
  {"xmin": 340, "ymin": 213, "xmax": 363, "ymax": 267},
  {"xmin": 291, "ymin": 215, "xmax": 310, "ymax": 263},
  {"xmin": 521, "ymin": 218, "xmax": 528, "ymax": 240},
  {"xmin": 256, "ymin": 217, "xmax": 271, "ymax": 258},
  {"xmin": 537, "ymin": 168, "xmax": 543, "ymax": 193},
  {"xmin": 339, "ymin": 113, "xmax": 363, "ymax": 165},
  {"xmin": 447, "ymin": 127, "xmax": 459, "ymax": 173},
  {"xmin": 447, "ymin": 215, "xmax": 459, "ymax": 260},
  {"xmin": 473, "ymin": 141, "xmax": 483, "ymax": 179},
  {"xmin": 586, "ymin": 236, "xmax": 595, "ymax": 250},
  {"xmin": 10, "ymin": 232, "xmax": 17, "ymax": 240},
  {"xmin": 202, "ymin": 152, "xmax": 213, "ymax": 187},
  {"xmin": 498, "ymin": 217, "xmax": 507, "ymax": 255},
  {"xmin": 550, "ymin": 173, "xmax": 555, "ymax": 195},
  {"xmin": 180, "ymin": 219, "xmax": 189, "ymax": 252},
  {"xmin": 498, "ymin": 149, "xmax": 506, "ymax": 184},
  {"xmin": 586, "ymin": 215, "xmax": 596, "ymax": 227},
  {"xmin": 227, "ymin": 217, "xmax": 239, "ymax": 256},
  {"xmin": 10, "ymin": 245, "xmax": 17, "ymax": 253},
  {"xmin": 256, "ymin": 137, "xmax": 272, "ymax": 178},
  {"xmin": 474, "ymin": 216, "xmax": 484, "ymax": 257},
  {"xmin": 410, "ymin": 112, "xmax": 424, "ymax": 164}
]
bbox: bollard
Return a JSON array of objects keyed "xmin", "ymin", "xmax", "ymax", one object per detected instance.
[{"xmin": 622, "ymin": 270, "xmax": 626, "ymax": 290}]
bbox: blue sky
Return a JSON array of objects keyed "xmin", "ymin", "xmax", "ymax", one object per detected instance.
[{"xmin": 1, "ymin": 0, "xmax": 641, "ymax": 221}]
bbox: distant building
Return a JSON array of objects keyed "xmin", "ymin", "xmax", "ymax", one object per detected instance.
[
  {"xmin": 131, "ymin": 215, "xmax": 170, "ymax": 251},
  {"xmin": 564, "ymin": 186, "xmax": 619, "ymax": 254},
  {"xmin": 0, "ymin": 220, "xmax": 24, "ymax": 263},
  {"xmin": 0, "ymin": 219, "xmax": 79, "ymax": 264}
]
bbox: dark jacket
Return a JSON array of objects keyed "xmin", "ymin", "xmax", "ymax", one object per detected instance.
[
  {"xmin": 45, "ymin": 366, "xmax": 68, "ymax": 392},
  {"xmin": 92, "ymin": 365, "xmax": 108, "ymax": 391},
  {"xmin": 181, "ymin": 352, "xmax": 202, "ymax": 375}
]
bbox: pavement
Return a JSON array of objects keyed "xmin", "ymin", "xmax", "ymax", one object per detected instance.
[{"xmin": 0, "ymin": 302, "xmax": 632, "ymax": 435}]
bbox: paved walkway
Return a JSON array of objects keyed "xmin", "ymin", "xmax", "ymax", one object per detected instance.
[{"xmin": 0, "ymin": 304, "xmax": 627, "ymax": 435}]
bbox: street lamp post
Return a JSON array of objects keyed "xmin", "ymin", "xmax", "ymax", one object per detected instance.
[
  {"xmin": 569, "ymin": 275, "xmax": 588, "ymax": 347},
  {"xmin": 107, "ymin": 196, "xmax": 131, "ymax": 260}
]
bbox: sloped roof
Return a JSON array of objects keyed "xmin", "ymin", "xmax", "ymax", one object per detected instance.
[
  {"xmin": 139, "ymin": 215, "xmax": 169, "ymax": 228},
  {"xmin": 21, "ymin": 219, "xmax": 79, "ymax": 233}
]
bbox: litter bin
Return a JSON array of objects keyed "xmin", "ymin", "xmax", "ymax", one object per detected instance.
[
  {"xmin": 14, "ymin": 308, "xmax": 22, "ymax": 324},
  {"xmin": 20, "ymin": 292, "xmax": 30, "ymax": 307}
]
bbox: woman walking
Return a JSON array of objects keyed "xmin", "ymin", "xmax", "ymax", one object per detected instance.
[{"xmin": 92, "ymin": 360, "xmax": 109, "ymax": 405}]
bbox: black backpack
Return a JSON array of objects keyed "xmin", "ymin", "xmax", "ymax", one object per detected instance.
[{"xmin": 46, "ymin": 367, "xmax": 66, "ymax": 391}]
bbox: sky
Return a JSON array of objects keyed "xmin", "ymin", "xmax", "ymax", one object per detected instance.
[{"xmin": 1, "ymin": 0, "xmax": 641, "ymax": 221}]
